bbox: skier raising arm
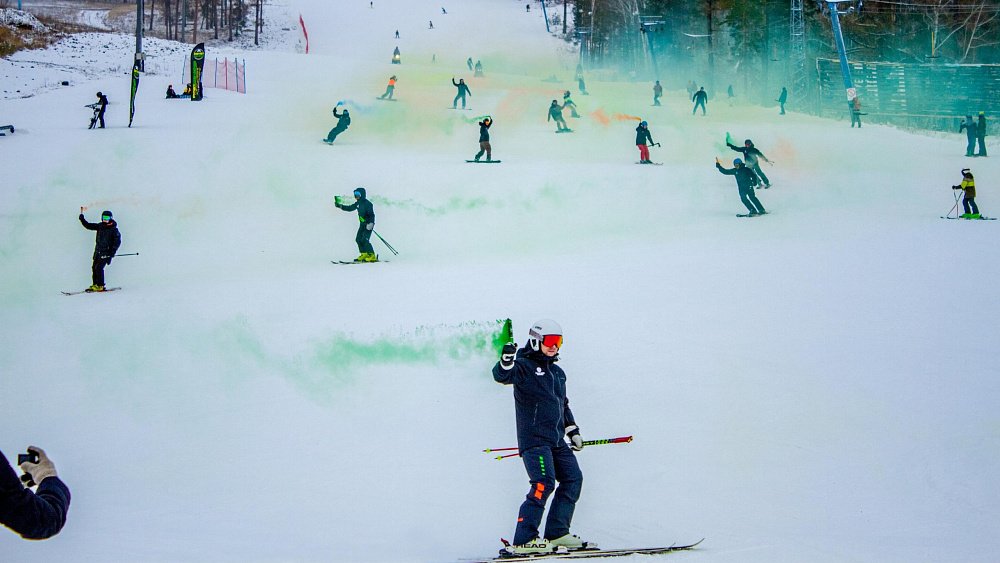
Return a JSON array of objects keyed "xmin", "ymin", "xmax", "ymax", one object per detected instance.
[
  {"xmin": 492, "ymin": 319, "xmax": 594, "ymax": 557},
  {"xmin": 335, "ymin": 187, "xmax": 377, "ymax": 262},
  {"xmin": 79, "ymin": 208, "xmax": 121, "ymax": 292},
  {"xmin": 716, "ymin": 157, "xmax": 766, "ymax": 216},
  {"xmin": 727, "ymin": 138, "xmax": 772, "ymax": 188},
  {"xmin": 451, "ymin": 78, "xmax": 471, "ymax": 109}
]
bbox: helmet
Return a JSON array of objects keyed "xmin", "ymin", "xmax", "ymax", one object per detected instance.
[
  {"xmin": 528, "ymin": 319, "xmax": 563, "ymax": 351},
  {"xmin": 733, "ymin": 158, "xmax": 743, "ymax": 166},
  {"xmin": 342, "ymin": 108, "xmax": 349, "ymax": 113},
  {"xmin": 961, "ymin": 168, "xmax": 972, "ymax": 176},
  {"xmin": 640, "ymin": 121, "xmax": 647, "ymax": 127},
  {"xmin": 354, "ymin": 187, "xmax": 366, "ymax": 198},
  {"xmin": 101, "ymin": 210, "xmax": 113, "ymax": 220},
  {"xmin": 744, "ymin": 139, "xmax": 753, "ymax": 146}
]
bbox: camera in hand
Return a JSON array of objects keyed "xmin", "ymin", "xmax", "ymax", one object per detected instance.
[{"xmin": 18, "ymin": 450, "xmax": 40, "ymax": 487}]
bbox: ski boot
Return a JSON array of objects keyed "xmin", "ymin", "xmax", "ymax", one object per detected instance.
[
  {"xmin": 960, "ymin": 213, "xmax": 972, "ymax": 219},
  {"xmin": 86, "ymin": 284, "xmax": 105, "ymax": 292},
  {"xmin": 971, "ymin": 213, "xmax": 982, "ymax": 219},
  {"xmin": 500, "ymin": 538, "xmax": 565, "ymax": 557},
  {"xmin": 549, "ymin": 534, "xmax": 597, "ymax": 550}
]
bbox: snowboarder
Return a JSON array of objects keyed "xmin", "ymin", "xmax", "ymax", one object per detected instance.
[
  {"xmin": 0, "ymin": 445, "xmax": 71, "ymax": 540},
  {"xmin": 635, "ymin": 120, "xmax": 654, "ymax": 163},
  {"xmin": 379, "ymin": 76, "xmax": 397, "ymax": 100},
  {"xmin": 441, "ymin": 6, "xmax": 447, "ymax": 14},
  {"xmin": 976, "ymin": 111, "xmax": 987, "ymax": 157},
  {"xmin": 88, "ymin": 92, "xmax": 108, "ymax": 129},
  {"xmin": 493, "ymin": 319, "xmax": 594, "ymax": 556},
  {"xmin": 79, "ymin": 208, "xmax": 121, "ymax": 292},
  {"xmin": 777, "ymin": 87, "xmax": 787, "ymax": 115},
  {"xmin": 727, "ymin": 138, "xmax": 773, "ymax": 188},
  {"xmin": 953, "ymin": 168, "xmax": 981, "ymax": 219},
  {"xmin": 652, "ymin": 80, "xmax": 663, "ymax": 106},
  {"xmin": 960, "ymin": 115, "xmax": 977, "ymax": 157},
  {"xmin": 715, "ymin": 157, "xmax": 766, "ymax": 216},
  {"xmin": 452, "ymin": 77, "xmax": 471, "ymax": 109},
  {"xmin": 548, "ymin": 100, "xmax": 570, "ymax": 132},
  {"xmin": 575, "ymin": 63, "xmax": 588, "ymax": 95},
  {"xmin": 562, "ymin": 91, "xmax": 580, "ymax": 118},
  {"xmin": 851, "ymin": 96, "xmax": 862, "ymax": 128},
  {"xmin": 0, "ymin": 124, "xmax": 14, "ymax": 136},
  {"xmin": 467, "ymin": 57, "xmax": 474, "ymax": 71},
  {"xmin": 474, "ymin": 60, "xmax": 484, "ymax": 77},
  {"xmin": 165, "ymin": 84, "xmax": 179, "ymax": 99},
  {"xmin": 691, "ymin": 86, "xmax": 707, "ymax": 116},
  {"xmin": 391, "ymin": 46, "xmax": 401, "ymax": 64},
  {"xmin": 334, "ymin": 187, "xmax": 377, "ymax": 262},
  {"xmin": 474, "ymin": 116, "xmax": 493, "ymax": 162},
  {"xmin": 324, "ymin": 106, "xmax": 351, "ymax": 144}
]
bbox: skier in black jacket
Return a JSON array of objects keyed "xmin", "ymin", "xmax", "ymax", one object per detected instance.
[
  {"xmin": 635, "ymin": 120, "xmax": 654, "ymax": 163},
  {"xmin": 474, "ymin": 116, "xmax": 493, "ymax": 162},
  {"xmin": 692, "ymin": 86, "xmax": 708, "ymax": 115},
  {"xmin": 960, "ymin": 115, "xmax": 976, "ymax": 157},
  {"xmin": 88, "ymin": 92, "xmax": 108, "ymax": 129},
  {"xmin": 727, "ymin": 139, "xmax": 773, "ymax": 188},
  {"xmin": 335, "ymin": 187, "xmax": 377, "ymax": 262},
  {"xmin": 324, "ymin": 106, "xmax": 351, "ymax": 144},
  {"xmin": 548, "ymin": 100, "xmax": 570, "ymax": 132},
  {"xmin": 976, "ymin": 111, "xmax": 987, "ymax": 157},
  {"xmin": 716, "ymin": 157, "xmax": 766, "ymax": 216},
  {"xmin": 79, "ymin": 208, "xmax": 121, "ymax": 291},
  {"xmin": 452, "ymin": 78, "xmax": 471, "ymax": 109},
  {"xmin": 493, "ymin": 319, "xmax": 594, "ymax": 556},
  {"xmin": 1, "ymin": 446, "xmax": 71, "ymax": 540}
]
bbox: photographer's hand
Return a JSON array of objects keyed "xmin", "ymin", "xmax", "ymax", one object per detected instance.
[{"xmin": 20, "ymin": 446, "xmax": 58, "ymax": 486}]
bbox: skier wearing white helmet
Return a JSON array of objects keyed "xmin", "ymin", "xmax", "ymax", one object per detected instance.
[{"xmin": 493, "ymin": 319, "xmax": 594, "ymax": 556}]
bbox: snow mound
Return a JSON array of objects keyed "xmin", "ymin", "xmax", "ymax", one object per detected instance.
[{"xmin": 0, "ymin": 8, "xmax": 48, "ymax": 32}]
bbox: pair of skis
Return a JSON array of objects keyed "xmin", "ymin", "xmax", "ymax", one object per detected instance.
[{"xmin": 464, "ymin": 538, "xmax": 704, "ymax": 562}]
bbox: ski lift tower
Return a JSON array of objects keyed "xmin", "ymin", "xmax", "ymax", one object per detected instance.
[
  {"xmin": 822, "ymin": 0, "xmax": 862, "ymax": 120},
  {"xmin": 790, "ymin": 0, "xmax": 807, "ymax": 103},
  {"xmin": 639, "ymin": 16, "xmax": 665, "ymax": 80},
  {"xmin": 576, "ymin": 26, "xmax": 593, "ymax": 67}
]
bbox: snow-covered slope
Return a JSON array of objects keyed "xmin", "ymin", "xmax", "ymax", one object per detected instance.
[{"xmin": 1, "ymin": 1, "xmax": 999, "ymax": 562}]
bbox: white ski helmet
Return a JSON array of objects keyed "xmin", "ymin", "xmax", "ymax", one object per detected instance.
[{"xmin": 528, "ymin": 318, "xmax": 563, "ymax": 351}]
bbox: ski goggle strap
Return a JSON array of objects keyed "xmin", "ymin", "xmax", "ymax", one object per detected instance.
[{"xmin": 541, "ymin": 334, "xmax": 563, "ymax": 348}]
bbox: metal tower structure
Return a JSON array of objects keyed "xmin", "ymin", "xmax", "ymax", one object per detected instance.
[{"xmin": 790, "ymin": 0, "xmax": 808, "ymax": 101}]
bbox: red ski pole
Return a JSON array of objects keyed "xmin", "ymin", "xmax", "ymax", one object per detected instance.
[{"xmin": 486, "ymin": 436, "xmax": 633, "ymax": 460}]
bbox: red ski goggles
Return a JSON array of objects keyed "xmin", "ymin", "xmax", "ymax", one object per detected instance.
[{"xmin": 540, "ymin": 334, "xmax": 563, "ymax": 348}]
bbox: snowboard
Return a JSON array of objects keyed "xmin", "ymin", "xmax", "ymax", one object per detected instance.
[
  {"xmin": 0, "ymin": 125, "xmax": 13, "ymax": 135},
  {"xmin": 448, "ymin": 107, "xmax": 473, "ymax": 111},
  {"xmin": 555, "ymin": 129, "xmax": 574, "ymax": 134},
  {"xmin": 331, "ymin": 260, "xmax": 388, "ymax": 265},
  {"xmin": 466, "ymin": 160, "xmax": 502, "ymax": 163},
  {"xmin": 736, "ymin": 212, "xmax": 768, "ymax": 217},
  {"xmin": 62, "ymin": 287, "xmax": 122, "ymax": 296},
  {"xmin": 375, "ymin": 97, "xmax": 399, "ymax": 102},
  {"xmin": 466, "ymin": 539, "xmax": 704, "ymax": 562},
  {"xmin": 942, "ymin": 216, "xmax": 996, "ymax": 220}
]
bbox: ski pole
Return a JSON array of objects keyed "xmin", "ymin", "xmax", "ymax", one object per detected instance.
[
  {"xmin": 945, "ymin": 189, "xmax": 961, "ymax": 218},
  {"xmin": 483, "ymin": 446, "xmax": 520, "ymax": 453},
  {"xmin": 114, "ymin": 253, "xmax": 140, "ymax": 257},
  {"xmin": 373, "ymin": 230, "xmax": 398, "ymax": 255},
  {"xmin": 487, "ymin": 435, "xmax": 633, "ymax": 460}
]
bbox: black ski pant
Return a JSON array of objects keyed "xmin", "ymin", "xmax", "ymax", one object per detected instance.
[
  {"xmin": 751, "ymin": 162, "xmax": 770, "ymax": 186},
  {"xmin": 978, "ymin": 135, "xmax": 987, "ymax": 157},
  {"xmin": 692, "ymin": 100, "xmax": 706, "ymax": 115},
  {"xmin": 851, "ymin": 111, "xmax": 862, "ymax": 128},
  {"xmin": 356, "ymin": 225, "xmax": 374, "ymax": 254},
  {"xmin": 325, "ymin": 126, "xmax": 347, "ymax": 143},
  {"xmin": 380, "ymin": 86, "xmax": 394, "ymax": 99},
  {"xmin": 739, "ymin": 187, "xmax": 765, "ymax": 214},
  {"xmin": 513, "ymin": 443, "xmax": 582, "ymax": 545},
  {"xmin": 453, "ymin": 93, "xmax": 467, "ymax": 108},
  {"xmin": 475, "ymin": 141, "xmax": 491, "ymax": 161},
  {"xmin": 91, "ymin": 256, "xmax": 111, "ymax": 286},
  {"xmin": 963, "ymin": 196, "xmax": 979, "ymax": 215},
  {"xmin": 966, "ymin": 134, "xmax": 977, "ymax": 156}
]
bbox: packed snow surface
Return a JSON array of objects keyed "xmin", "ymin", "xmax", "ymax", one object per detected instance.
[{"xmin": 1, "ymin": 0, "xmax": 998, "ymax": 562}]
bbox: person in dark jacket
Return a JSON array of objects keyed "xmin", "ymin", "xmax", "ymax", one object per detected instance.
[
  {"xmin": 452, "ymin": 77, "xmax": 471, "ymax": 109},
  {"xmin": 976, "ymin": 111, "xmax": 987, "ymax": 157},
  {"xmin": 960, "ymin": 115, "xmax": 977, "ymax": 157},
  {"xmin": 474, "ymin": 116, "xmax": 493, "ymax": 161},
  {"xmin": 562, "ymin": 91, "xmax": 580, "ymax": 118},
  {"xmin": 324, "ymin": 106, "xmax": 351, "ymax": 144},
  {"xmin": 79, "ymin": 208, "xmax": 121, "ymax": 292},
  {"xmin": 88, "ymin": 92, "xmax": 109, "ymax": 129},
  {"xmin": 474, "ymin": 60, "xmax": 484, "ymax": 77},
  {"xmin": 165, "ymin": 84, "xmax": 179, "ymax": 99},
  {"xmin": 652, "ymin": 80, "xmax": 663, "ymax": 106},
  {"xmin": 548, "ymin": 100, "xmax": 570, "ymax": 132},
  {"xmin": 1, "ymin": 447, "xmax": 70, "ymax": 540},
  {"xmin": 777, "ymin": 87, "xmax": 787, "ymax": 115},
  {"xmin": 692, "ymin": 86, "xmax": 707, "ymax": 115},
  {"xmin": 493, "ymin": 319, "xmax": 593, "ymax": 556},
  {"xmin": 635, "ymin": 120, "xmax": 654, "ymax": 163},
  {"xmin": 716, "ymin": 157, "xmax": 766, "ymax": 215},
  {"xmin": 727, "ymin": 138, "xmax": 773, "ymax": 188},
  {"xmin": 851, "ymin": 96, "xmax": 862, "ymax": 128},
  {"xmin": 952, "ymin": 168, "xmax": 980, "ymax": 218},
  {"xmin": 335, "ymin": 187, "xmax": 377, "ymax": 262}
]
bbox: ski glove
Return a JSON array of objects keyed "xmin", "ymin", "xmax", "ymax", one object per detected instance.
[
  {"xmin": 500, "ymin": 343, "xmax": 517, "ymax": 370},
  {"xmin": 566, "ymin": 425, "xmax": 584, "ymax": 451},
  {"xmin": 366, "ymin": 223, "xmax": 374, "ymax": 231},
  {"xmin": 19, "ymin": 446, "xmax": 58, "ymax": 487}
]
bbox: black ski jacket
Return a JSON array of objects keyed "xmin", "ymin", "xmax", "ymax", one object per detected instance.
[
  {"xmin": 337, "ymin": 188, "xmax": 375, "ymax": 225},
  {"xmin": 727, "ymin": 143, "xmax": 767, "ymax": 165},
  {"xmin": 332, "ymin": 108, "xmax": 351, "ymax": 129},
  {"xmin": 479, "ymin": 120, "xmax": 491, "ymax": 142},
  {"xmin": 452, "ymin": 79, "xmax": 471, "ymax": 96},
  {"xmin": 636, "ymin": 125, "xmax": 653, "ymax": 145},
  {"xmin": 493, "ymin": 345, "xmax": 578, "ymax": 451},
  {"xmin": 0, "ymin": 449, "xmax": 71, "ymax": 540},
  {"xmin": 79, "ymin": 215, "xmax": 121, "ymax": 259},
  {"xmin": 692, "ymin": 90, "xmax": 708, "ymax": 103},
  {"xmin": 960, "ymin": 117, "xmax": 977, "ymax": 140},
  {"xmin": 716, "ymin": 162, "xmax": 759, "ymax": 191},
  {"xmin": 977, "ymin": 115, "xmax": 987, "ymax": 140}
]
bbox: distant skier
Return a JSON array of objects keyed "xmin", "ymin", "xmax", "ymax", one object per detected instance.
[
  {"xmin": 79, "ymin": 208, "xmax": 121, "ymax": 292},
  {"xmin": 727, "ymin": 84, "xmax": 735, "ymax": 107},
  {"xmin": 851, "ymin": 96, "xmax": 862, "ymax": 128},
  {"xmin": 716, "ymin": 157, "xmax": 766, "ymax": 216},
  {"xmin": 391, "ymin": 46, "xmax": 401, "ymax": 64},
  {"xmin": 686, "ymin": 80, "xmax": 697, "ymax": 99},
  {"xmin": 548, "ymin": 100, "xmax": 570, "ymax": 132},
  {"xmin": 429, "ymin": 20, "xmax": 434, "ymax": 29},
  {"xmin": 952, "ymin": 168, "xmax": 981, "ymax": 219},
  {"xmin": 960, "ymin": 115, "xmax": 977, "ymax": 157},
  {"xmin": 493, "ymin": 319, "xmax": 595, "ymax": 556},
  {"xmin": 976, "ymin": 111, "xmax": 987, "ymax": 157},
  {"xmin": 691, "ymin": 86, "xmax": 707, "ymax": 116},
  {"xmin": 165, "ymin": 84, "xmax": 179, "ymax": 99},
  {"xmin": 379, "ymin": 75, "xmax": 397, "ymax": 100},
  {"xmin": 451, "ymin": 77, "xmax": 471, "ymax": 109},
  {"xmin": 562, "ymin": 91, "xmax": 580, "ymax": 118},
  {"xmin": 777, "ymin": 87, "xmax": 787, "ymax": 115},
  {"xmin": 395, "ymin": 29, "xmax": 399, "ymax": 39},
  {"xmin": 474, "ymin": 116, "xmax": 493, "ymax": 162},
  {"xmin": 88, "ymin": 91, "xmax": 108, "ymax": 129},
  {"xmin": 467, "ymin": 57, "xmax": 474, "ymax": 71},
  {"xmin": 323, "ymin": 106, "xmax": 351, "ymax": 144},
  {"xmin": 727, "ymin": 138, "xmax": 773, "ymax": 188},
  {"xmin": 334, "ymin": 187, "xmax": 377, "ymax": 262},
  {"xmin": 474, "ymin": 60, "xmax": 484, "ymax": 77},
  {"xmin": 635, "ymin": 120, "xmax": 654, "ymax": 164},
  {"xmin": 575, "ymin": 64, "xmax": 588, "ymax": 95},
  {"xmin": 441, "ymin": 6, "xmax": 447, "ymax": 14},
  {"xmin": 526, "ymin": 3, "xmax": 530, "ymax": 11},
  {"xmin": 652, "ymin": 80, "xmax": 662, "ymax": 106}
]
